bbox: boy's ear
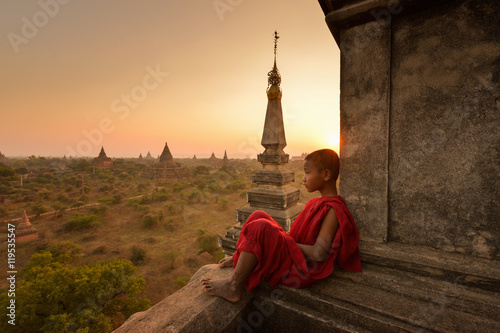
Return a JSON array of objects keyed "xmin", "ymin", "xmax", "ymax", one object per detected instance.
[{"xmin": 323, "ymin": 168, "xmax": 332, "ymax": 182}]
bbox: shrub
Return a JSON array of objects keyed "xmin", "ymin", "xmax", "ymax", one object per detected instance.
[
  {"xmin": 207, "ymin": 183, "xmax": 221, "ymax": 193},
  {"xmin": 142, "ymin": 214, "xmax": 158, "ymax": 229},
  {"xmin": 192, "ymin": 165, "xmax": 210, "ymax": 176},
  {"xmin": 98, "ymin": 184, "xmax": 113, "ymax": 192},
  {"xmin": 31, "ymin": 203, "xmax": 48, "ymax": 216},
  {"xmin": 164, "ymin": 250, "xmax": 178, "ymax": 270},
  {"xmin": 89, "ymin": 205, "xmax": 108, "ymax": 216},
  {"xmin": 164, "ymin": 203, "xmax": 175, "ymax": 214},
  {"xmin": 113, "ymin": 194, "xmax": 123, "ymax": 204},
  {"xmin": 130, "ymin": 246, "xmax": 147, "ymax": 265},
  {"xmin": 214, "ymin": 248, "xmax": 225, "ymax": 264},
  {"xmin": 225, "ymin": 181, "xmax": 245, "ymax": 192},
  {"xmin": 56, "ymin": 193, "xmax": 70, "ymax": 202},
  {"xmin": 31, "ymin": 177, "xmax": 49, "ymax": 183},
  {"xmin": 137, "ymin": 205, "xmax": 150, "ymax": 215},
  {"xmin": 198, "ymin": 234, "xmax": 218, "ymax": 254},
  {"xmin": 63, "ymin": 214, "xmax": 99, "ymax": 232},
  {"xmin": 92, "ymin": 245, "xmax": 108, "ymax": 255},
  {"xmin": 176, "ymin": 276, "xmax": 190, "ymax": 287},
  {"xmin": 164, "ymin": 218, "xmax": 176, "ymax": 232},
  {"xmin": 97, "ymin": 197, "xmax": 117, "ymax": 205},
  {"xmin": 219, "ymin": 198, "xmax": 229, "ymax": 210},
  {"xmin": 0, "ymin": 164, "xmax": 15, "ymax": 177},
  {"xmin": 140, "ymin": 195, "xmax": 152, "ymax": 204},
  {"xmin": 51, "ymin": 203, "xmax": 66, "ymax": 217},
  {"xmin": 128, "ymin": 198, "xmax": 141, "ymax": 209},
  {"xmin": 173, "ymin": 184, "xmax": 186, "ymax": 193},
  {"xmin": 137, "ymin": 183, "xmax": 148, "ymax": 191},
  {"xmin": 71, "ymin": 201, "xmax": 84, "ymax": 211},
  {"xmin": 187, "ymin": 189, "xmax": 202, "ymax": 204},
  {"xmin": 154, "ymin": 192, "xmax": 170, "ymax": 202}
]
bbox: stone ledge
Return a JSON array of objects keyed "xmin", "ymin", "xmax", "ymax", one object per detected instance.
[
  {"xmin": 113, "ymin": 264, "xmax": 253, "ymax": 333},
  {"xmin": 359, "ymin": 241, "xmax": 500, "ymax": 292},
  {"xmin": 323, "ymin": 0, "xmax": 453, "ymax": 42}
]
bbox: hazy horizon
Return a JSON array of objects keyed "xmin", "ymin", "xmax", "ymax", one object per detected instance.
[{"xmin": 1, "ymin": 1, "xmax": 341, "ymax": 158}]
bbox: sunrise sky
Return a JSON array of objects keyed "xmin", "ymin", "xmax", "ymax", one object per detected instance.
[{"xmin": 0, "ymin": 0, "xmax": 340, "ymax": 159}]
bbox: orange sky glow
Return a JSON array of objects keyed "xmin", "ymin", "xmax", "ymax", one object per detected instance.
[{"xmin": 0, "ymin": 1, "xmax": 340, "ymax": 159}]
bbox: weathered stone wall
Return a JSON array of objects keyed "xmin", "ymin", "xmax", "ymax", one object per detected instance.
[
  {"xmin": 330, "ymin": 0, "xmax": 499, "ymax": 259},
  {"xmin": 389, "ymin": 0, "xmax": 499, "ymax": 259}
]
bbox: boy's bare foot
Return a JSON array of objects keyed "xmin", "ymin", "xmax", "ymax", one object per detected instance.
[
  {"xmin": 218, "ymin": 256, "xmax": 234, "ymax": 268},
  {"xmin": 200, "ymin": 277, "xmax": 242, "ymax": 303}
]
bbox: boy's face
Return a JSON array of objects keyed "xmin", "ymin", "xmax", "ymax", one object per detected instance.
[{"xmin": 302, "ymin": 160, "xmax": 326, "ymax": 193}]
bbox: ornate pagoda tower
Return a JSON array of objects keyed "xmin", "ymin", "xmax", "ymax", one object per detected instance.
[{"xmin": 220, "ymin": 32, "xmax": 303, "ymax": 256}]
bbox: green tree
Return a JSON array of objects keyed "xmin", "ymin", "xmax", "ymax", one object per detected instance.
[
  {"xmin": 0, "ymin": 243, "xmax": 150, "ymax": 332},
  {"xmin": 0, "ymin": 164, "xmax": 15, "ymax": 177}
]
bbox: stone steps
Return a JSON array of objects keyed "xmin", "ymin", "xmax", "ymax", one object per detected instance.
[
  {"xmin": 247, "ymin": 296, "xmax": 374, "ymax": 333},
  {"xmin": 334, "ymin": 263, "xmax": 500, "ymax": 322},
  {"xmin": 248, "ymin": 243, "xmax": 500, "ymax": 332}
]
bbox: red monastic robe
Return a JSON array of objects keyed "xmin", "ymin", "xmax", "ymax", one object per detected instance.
[{"xmin": 232, "ymin": 196, "xmax": 362, "ymax": 291}]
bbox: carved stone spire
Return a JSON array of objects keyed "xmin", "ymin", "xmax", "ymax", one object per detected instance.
[
  {"xmin": 219, "ymin": 32, "xmax": 303, "ymax": 256},
  {"xmin": 260, "ymin": 31, "xmax": 288, "ymax": 165}
]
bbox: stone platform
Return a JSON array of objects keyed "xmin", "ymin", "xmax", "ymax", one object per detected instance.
[{"xmin": 114, "ymin": 242, "xmax": 500, "ymax": 332}]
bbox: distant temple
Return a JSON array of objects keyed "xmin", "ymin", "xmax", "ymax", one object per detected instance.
[
  {"xmin": 16, "ymin": 210, "xmax": 38, "ymax": 242},
  {"xmin": 143, "ymin": 142, "xmax": 189, "ymax": 180},
  {"xmin": 0, "ymin": 151, "xmax": 7, "ymax": 163},
  {"xmin": 192, "ymin": 154, "xmax": 197, "ymax": 160},
  {"xmin": 208, "ymin": 152, "xmax": 220, "ymax": 168},
  {"xmin": 145, "ymin": 151, "xmax": 154, "ymax": 160},
  {"xmin": 291, "ymin": 152, "xmax": 308, "ymax": 161},
  {"xmin": 92, "ymin": 147, "xmax": 113, "ymax": 170},
  {"xmin": 137, "ymin": 153, "xmax": 146, "ymax": 165},
  {"xmin": 222, "ymin": 150, "xmax": 229, "ymax": 166}
]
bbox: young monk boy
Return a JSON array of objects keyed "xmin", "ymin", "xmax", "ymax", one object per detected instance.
[{"xmin": 201, "ymin": 149, "xmax": 361, "ymax": 302}]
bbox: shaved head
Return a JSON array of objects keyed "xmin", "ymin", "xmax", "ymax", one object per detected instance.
[{"xmin": 304, "ymin": 149, "xmax": 340, "ymax": 181}]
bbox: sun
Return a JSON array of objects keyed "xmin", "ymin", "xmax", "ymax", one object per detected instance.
[{"xmin": 326, "ymin": 134, "xmax": 340, "ymax": 152}]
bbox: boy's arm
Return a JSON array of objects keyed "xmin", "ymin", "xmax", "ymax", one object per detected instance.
[{"xmin": 296, "ymin": 208, "xmax": 340, "ymax": 262}]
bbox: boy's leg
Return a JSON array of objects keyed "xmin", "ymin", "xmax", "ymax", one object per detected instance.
[{"xmin": 201, "ymin": 251, "xmax": 257, "ymax": 303}]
